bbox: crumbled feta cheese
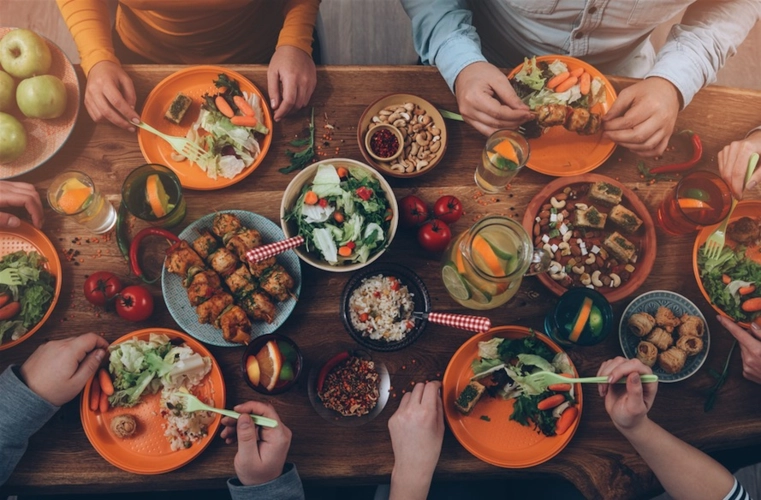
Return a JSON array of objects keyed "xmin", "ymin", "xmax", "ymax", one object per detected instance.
[
  {"xmin": 576, "ymin": 238, "xmax": 583, "ymax": 244},
  {"xmin": 551, "ymin": 244, "xmax": 559, "ymax": 253},
  {"xmin": 559, "ymin": 224, "xmax": 568, "ymax": 235},
  {"xmin": 542, "ymin": 234, "xmax": 550, "ymax": 244},
  {"xmin": 591, "ymin": 245, "xmax": 600, "ymax": 254},
  {"xmin": 536, "ymin": 216, "xmax": 541, "ymax": 222},
  {"xmin": 550, "ymin": 213, "xmax": 558, "ymax": 222},
  {"xmin": 581, "ymin": 248, "xmax": 588, "ymax": 256}
]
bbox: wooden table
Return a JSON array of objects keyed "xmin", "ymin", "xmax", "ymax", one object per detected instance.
[{"xmin": 2, "ymin": 65, "xmax": 761, "ymax": 499}]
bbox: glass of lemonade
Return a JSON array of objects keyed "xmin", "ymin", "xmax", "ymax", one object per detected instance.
[
  {"xmin": 441, "ymin": 216, "xmax": 549, "ymax": 310},
  {"xmin": 48, "ymin": 171, "xmax": 117, "ymax": 234},
  {"xmin": 121, "ymin": 164, "xmax": 186, "ymax": 228},
  {"xmin": 475, "ymin": 129, "xmax": 530, "ymax": 193}
]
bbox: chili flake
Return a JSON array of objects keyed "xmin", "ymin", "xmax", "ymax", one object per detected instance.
[{"xmin": 369, "ymin": 128, "xmax": 400, "ymax": 158}]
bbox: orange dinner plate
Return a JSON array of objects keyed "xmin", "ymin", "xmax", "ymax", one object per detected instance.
[
  {"xmin": 442, "ymin": 326, "xmax": 582, "ymax": 468},
  {"xmin": 0, "ymin": 27, "xmax": 80, "ymax": 179},
  {"xmin": 507, "ymin": 55, "xmax": 617, "ymax": 177},
  {"xmin": 693, "ymin": 200, "xmax": 761, "ymax": 328},
  {"xmin": 0, "ymin": 221, "xmax": 61, "ymax": 351},
  {"xmin": 80, "ymin": 328, "xmax": 225, "ymax": 474},
  {"xmin": 138, "ymin": 66, "xmax": 273, "ymax": 190}
]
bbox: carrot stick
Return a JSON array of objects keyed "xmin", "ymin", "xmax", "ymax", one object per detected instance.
[
  {"xmin": 333, "ymin": 212, "xmax": 345, "ymax": 223},
  {"xmin": 230, "ymin": 115, "xmax": 258, "ymax": 127},
  {"xmin": 548, "ymin": 383, "xmax": 572, "ymax": 392},
  {"xmin": 722, "ymin": 274, "xmax": 732, "ymax": 285},
  {"xmin": 98, "ymin": 368, "xmax": 114, "ymax": 396},
  {"xmin": 547, "ymin": 72, "xmax": 570, "ymax": 90},
  {"xmin": 569, "ymin": 67, "xmax": 584, "ymax": 78},
  {"xmin": 233, "ymin": 95, "xmax": 256, "ymax": 117},
  {"xmin": 741, "ymin": 297, "xmax": 761, "ymax": 312},
  {"xmin": 89, "ymin": 377, "xmax": 101, "ymax": 412},
  {"xmin": 336, "ymin": 167, "xmax": 349, "ymax": 179},
  {"xmin": 304, "ymin": 191, "xmax": 318, "ymax": 205},
  {"xmin": 99, "ymin": 389, "xmax": 109, "ymax": 413},
  {"xmin": 215, "ymin": 96, "xmax": 235, "ymax": 118},
  {"xmin": 579, "ymin": 72, "xmax": 591, "ymax": 95},
  {"xmin": 739, "ymin": 285, "xmax": 756, "ymax": 296},
  {"xmin": 555, "ymin": 406, "xmax": 578, "ymax": 435},
  {"xmin": 554, "ymin": 76, "xmax": 579, "ymax": 93},
  {"xmin": 537, "ymin": 394, "xmax": 566, "ymax": 411}
]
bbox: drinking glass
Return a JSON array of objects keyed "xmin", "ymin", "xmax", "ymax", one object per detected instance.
[
  {"xmin": 656, "ymin": 170, "xmax": 732, "ymax": 235},
  {"xmin": 47, "ymin": 171, "xmax": 116, "ymax": 234},
  {"xmin": 545, "ymin": 288, "xmax": 613, "ymax": 347},
  {"xmin": 475, "ymin": 129, "xmax": 530, "ymax": 193},
  {"xmin": 121, "ymin": 164, "xmax": 186, "ymax": 228}
]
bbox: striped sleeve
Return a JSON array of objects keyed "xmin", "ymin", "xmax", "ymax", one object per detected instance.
[{"xmin": 722, "ymin": 478, "xmax": 751, "ymax": 500}]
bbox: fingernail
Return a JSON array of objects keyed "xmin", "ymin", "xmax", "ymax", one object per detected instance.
[
  {"xmin": 95, "ymin": 349, "xmax": 105, "ymax": 361},
  {"xmin": 270, "ymin": 99, "xmax": 276, "ymax": 109},
  {"xmin": 752, "ymin": 321, "xmax": 761, "ymax": 332},
  {"xmin": 607, "ymin": 375, "xmax": 613, "ymax": 383},
  {"xmin": 129, "ymin": 127, "xmax": 136, "ymax": 133},
  {"xmin": 7, "ymin": 216, "xmax": 20, "ymax": 227},
  {"xmin": 131, "ymin": 118, "xmax": 140, "ymax": 125},
  {"xmin": 632, "ymin": 374, "xmax": 641, "ymax": 385},
  {"xmin": 716, "ymin": 315, "xmax": 725, "ymax": 323}
]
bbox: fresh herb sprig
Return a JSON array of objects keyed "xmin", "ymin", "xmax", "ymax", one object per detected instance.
[{"xmin": 280, "ymin": 107, "xmax": 315, "ymax": 174}]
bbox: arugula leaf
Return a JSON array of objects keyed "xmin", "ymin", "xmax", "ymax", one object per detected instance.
[{"xmin": 280, "ymin": 107, "xmax": 315, "ymax": 174}]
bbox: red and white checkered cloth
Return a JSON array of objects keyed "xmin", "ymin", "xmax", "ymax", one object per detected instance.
[
  {"xmin": 427, "ymin": 312, "xmax": 491, "ymax": 333},
  {"xmin": 245, "ymin": 235, "xmax": 304, "ymax": 264}
]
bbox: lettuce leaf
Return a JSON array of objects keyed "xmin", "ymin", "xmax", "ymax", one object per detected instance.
[{"xmin": 513, "ymin": 57, "xmax": 546, "ymax": 91}]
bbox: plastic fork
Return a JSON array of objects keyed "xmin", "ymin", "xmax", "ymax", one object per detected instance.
[
  {"xmin": 438, "ymin": 108, "xmax": 527, "ymax": 134},
  {"xmin": 521, "ymin": 371, "xmax": 659, "ymax": 393},
  {"xmin": 134, "ymin": 120, "xmax": 208, "ymax": 163},
  {"xmin": 703, "ymin": 153, "xmax": 759, "ymax": 261},
  {"xmin": 173, "ymin": 391, "xmax": 278, "ymax": 428},
  {"xmin": 0, "ymin": 268, "xmax": 22, "ymax": 286}
]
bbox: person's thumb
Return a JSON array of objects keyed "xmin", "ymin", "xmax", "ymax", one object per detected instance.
[
  {"xmin": 0, "ymin": 213, "xmax": 21, "ymax": 228},
  {"xmin": 750, "ymin": 320, "xmax": 761, "ymax": 340},
  {"xmin": 267, "ymin": 67, "xmax": 281, "ymax": 111},
  {"xmin": 71, "ymin": 349, "xmax": 106, "ymax": 389},
  {"xmin": 745, "ymin": 168, "xmax": 761, "ymax": 192},
  {"xmin": 626, "ymin": 372, "xmax": 643, "ymax": 400},
  {"xmin": 236, "ymin": 414, "xmax": 260, "ymax": 461}
]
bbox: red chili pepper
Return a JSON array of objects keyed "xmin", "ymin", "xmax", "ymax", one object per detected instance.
[
  {"xmin": 356, "ymin": 187, "xmax": 373, "ymax": 201},
  {"xmin": 649, "ymin": 130, "xmax": 703, "ymax": 174},
  {"xmin": 129, "ymin": 227, "xmax": 180, "ymax": 284},
  {"xmin": 317, "ymin": 351, "xmax": 350, "ymax": 393}
]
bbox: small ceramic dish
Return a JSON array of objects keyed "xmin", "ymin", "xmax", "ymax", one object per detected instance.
[
  {"xmin": 364, "ymin": 124, "xmax": 404, "ymax": 163},
  {"xmin": 241, "ymin": 333, "xmax": 303, "ymax": 395}
]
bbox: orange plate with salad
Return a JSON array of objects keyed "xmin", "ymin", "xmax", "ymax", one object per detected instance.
[
  {"xmin": 507, "ymin": 55, "xmax": 617, "ymax": 177},
  {"xmin": 443, "ymin": 326, "xmax": 582, "ymax": 468},
  {"xmin": 80, "ymin": 328, "xmax": 225, "ymax": 474},
  {"xmin": 138, "ymin": 66, "xmax": 273, "ymax": 190},
  {"xmin": 0, "ymin": 221, "xmax": 61, "ymax": 351},
  {"xmin": 693, "ymin": 200, "xmax": 761, "ymax": 328}
]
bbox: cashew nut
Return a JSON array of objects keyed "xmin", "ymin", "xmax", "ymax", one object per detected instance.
[
  {"xmin": 574, "ymin": 203, "xmax": 588, "ymax": 210},
  {"xmin": 562, "ymin": 231, "xmax": 572, "ymax": 243},
  {"xmin": 400, "ymin": 112, "xmax": 411, "ymax": 122},
  {"xmin": 551, "ymin": 197, "xmax": 566, "ymax": 209},
  {"xmin": 591, "ymin": 270, "xmax": 603, "ymax": 287},
  {"xmin": 393, "ymin": 119, "xmax": 406, "ymax": 128},
  {"xmin": 585, "ymin": 254, "xmax": 596, "ymax": 265},
  {"xmin": 572, "ymin": 265, "xmax": 585, "ymax": 275},
  {"xmin": 430, "ymin": 141, "xmax": 441, "ymax": 153},
  {"xmin": 379, "ymin": 109, "xmax": 392, "ymax": 116},
  {"xmin": 430, "ymin": 126, "xmax": 441, "ymax": 136},
  {"xmin": 421, "ymin": 114, "xmax": 432, "ymax": 125},
  {"xmin": 416, "ymin": 160, "xmax": 429, "ymax": 171},
  {"xmin": 410, "ymin": 143, "xmax": 420, "ymax": 156},
  {"xmin": 549, "ymin": 261, "xmax": 567, "ymax": 281},
  {"xmin": 372, "ymin": 116, "xmax": 381, "ymax": 124},
  {"xmin": 415, "ymin": 132, "xmax": 431, "ymax": 146},
  {"xmin": 580, "ymin": 273, "xmax": 592, "ymax": 286},
  {"xmin": 609, "ymin": 273, "xmax": 621, "ymax": 287},
  {"xmin": 543, "ymin": 243, "xmax": 553, "ymax": 255},
  {"xmin": 404, "ymin": 102, "xmax": 415, "ymax": 112},
  {"xmin": 390, "ymin": 164, "xmax": 405, "ymax": 172},
  {"xmin": 558, "ymin": 242, "xmax": 571, "ymax": 256}
]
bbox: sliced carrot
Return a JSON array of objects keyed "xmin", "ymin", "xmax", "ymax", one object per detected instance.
[
  {"xmin": 99, "ymin": 389, "xmax": 109, "ymax": 413},
  {"xmin": 579, "ymin": 72, "xmax": 591, "ymax": 96},
  {"xmin": 233, "ymin": 95, "xmax": 256, "ymax": 117},
  {"xmin": 569, "ymin": 297, "xmax": 593, "ymax": 343},
  {"xmin": 333, "ymin": 212, "xmax": 345, "ymax": 223},
  {"xmin": 554, "ymin": 76, "xmax": 579, "ymax": 93},
  {"xmin": 336, "ymin": 167, "xmax": 349, "ymax": 179},
  {"xmin": 89, "ymin": 377, "xmax": 101, "ymax": 412},
  {"xmin": 230, "ymin": 115, "xmax": 258, "ymax": 127},
  {"xmin": 98, "ymin": 368, "xmax": 114, "ymax": 396},
  {"xmin": 555, "ymin": 406, "xmax": 578, "ymax": 435},
  {"xmin": 741, "ymin": 297, "xmax": 761, "ymax": 313},
  {"xmin": 548, "ymin": 383, "xmax": 572, "ymax": 392},
  {"xmin": 537, "ymin": 394, "xmax": 566, "ymax": 411},
  {"xmin": 739, "ymin": 285, "xmax": 756, "ymax": 296},
  {"xmin": 569, "ymin": 67, "xmax": 584, "ymax": 78},
  {"xmin": 722, "ymin": 274, "xmax": 732, "ymax": 285},
  {"xmin": 215, "ymin": 96, "xmax": 235, "ymax": 118},
  {"xmin": 338, "ymin": 246, "xmax": 352, "ymax": 257},
  {"xmin": 304, "ymin": 191, "xmax": 318, "ymax": 205},
  {"xmin": 547, "ymin": 72, "xmax": 570, "ymax": 90}
]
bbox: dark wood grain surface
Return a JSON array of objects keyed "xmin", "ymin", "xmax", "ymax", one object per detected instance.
[{"xmin": 2, "ymin": 65, "xmax": 761, "ymax": 498}]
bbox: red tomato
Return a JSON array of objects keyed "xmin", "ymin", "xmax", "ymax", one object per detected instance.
[
  {"xmin": 417, "ymin": 219, "xmax": 452, "ymax": 253},
  {"xmin": 399, "ymin": 195, "xmax": 429, "ymax": 228},
  {"xmin": 433, "ymin": 195, "xmax": 463, "ymax": 224},
  {"xmin": 83, "ymin": 271, "xmax": 124, "ymax": 307},
  {"xmin": 115, "ymin": 285, "xmax": 154, "ymax": 322}
]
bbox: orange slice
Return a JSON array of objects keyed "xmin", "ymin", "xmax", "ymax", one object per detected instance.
[
  {"xmin": 145, "ymin": 174, "xmax": 170, "ymax": 218},
  {"xmin": 493, "ymin": 139, "xmax": 519, "ymax": 164},
  {"xmin": 678, "ymin": 198, "xmax": 713, "ymax": 211},
  {"xmin": 255, "ymin": 340, "xmax": 282, "ymax": 391},
  {"xmin": 245, "ymin": 355, "xmax": 261, "ymax": 387},
  {"xmin": 58, "ymin": 182, "xmax": 92, "ymax": 215},
  {"xmin": 472, "ymin": 235, "xmax": 505, "ymax": 277},
  {"xmin": 568, "ymin": 297, "xmax": 593, "ymax": 343}
]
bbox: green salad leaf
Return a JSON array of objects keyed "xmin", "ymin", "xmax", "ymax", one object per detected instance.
[
  {"xmin": 0, "ymin": 251, "xmax": 55, "ymax": 345},
  {"xmin": 697, "ymin": 244, "xmax": 761, "ymax": 322}
]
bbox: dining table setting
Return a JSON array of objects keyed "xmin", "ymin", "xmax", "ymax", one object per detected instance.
[{"xmin": 2, "ymin": 29, "xmax": 761, "ymax": 500}]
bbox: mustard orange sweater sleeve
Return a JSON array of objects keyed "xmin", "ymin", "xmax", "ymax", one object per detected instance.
[
  {"xmin": 278, "ymin": 0, "xmax": 320, "ymax": 56},
  {"xmin": 56, "ymin": 0, "xmax": 121, "ymax": 75}
]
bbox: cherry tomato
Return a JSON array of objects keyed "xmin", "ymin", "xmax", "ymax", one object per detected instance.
[
  {"xmin": 83, "ymin": 271, "xmax": 124, "ymax": 307},
  {"xmin": 356, "ymin": 187, "xmax": 374, "ymax": 201},
  {"xmin": 115, "ymin": 285, "xmax": 154, "ymax": 322},
  {"xmin": 417, "ymin": 219, "xmax": 452, "ymax": 253},
  {"xmin": 399, "ymin": 195, "xmax": 429, "ymax": 228},
  {"xmin": 433, "ymin": 195, "xmax": 463, "ymax": 224}
]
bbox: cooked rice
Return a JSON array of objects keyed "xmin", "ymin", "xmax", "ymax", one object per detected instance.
[
  {"xmin": 160, "ymin": 389, "xmax": 215, "ymax": 451},
  {"xmin": 349, "ymin": 274, "xmax": 415, "ymax": 342}
]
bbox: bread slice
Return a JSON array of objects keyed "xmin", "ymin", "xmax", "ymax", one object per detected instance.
[
  {"xmin": 609, "ymin": 204, "xmax": 643, "ymax": 233},
  {"xmin": 454, "ymin": 381, "xmax": 485, "ymax": 414},
  {"xmin": 165, "ymin": 92, "xmax": 193, "ymax": 124},
  {"xmin": 574, "ymin": 205, "xmax": 607, "ymax": 229},
  {"xmin": 603, "ymin": 231, "xmax": 637, "ymax": 262},
  {"xmin": 589, "ymin": 182, "xmax": 623, "ymax": 206}
]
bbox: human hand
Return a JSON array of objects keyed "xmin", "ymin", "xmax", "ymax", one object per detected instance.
[
  {"xmin": 597, "ymin": 357, "xmax": 657, "ymax": 432},
  {"xmin": 718, "ymin": 130, "xmax": 761, "ymax": 199},
  {"xmin": 0, "ymin": 181, "xmax": 43, "ymax": 229},
  {"xmin": 720, "ymin": 316, "xmax": 761, "ymax": 384},
  {"xmin": 454, "ymin": 62, "xmax": 534, "ymax": 137},
  {"xmin": 267, "ymin": 45, "xmax": 316, "ymax": 122},
  {"xmin": 19, "ymin": 333, "xmax": 109, "ymax": 406},
  {"xmin": 84, "ymin": 61, "xmax": 139, "ymax": 131},
  {"xmin": 220, "ymin": 401, "xmax": 291, "ymax": 486},
  {"xmin": 602, "ymin": 77, "xmax": 681, "ymax": 157},
  {"xmin": 388, "ymin": 381, "xmax": 444, "ymax": 500}
]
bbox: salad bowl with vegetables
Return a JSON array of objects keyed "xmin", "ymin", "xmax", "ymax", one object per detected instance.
[{"xmin": 281, "ymin": 159, "xmax": 399, "ymax": 272}]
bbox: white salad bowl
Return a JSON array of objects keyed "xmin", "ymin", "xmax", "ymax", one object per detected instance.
[{"xmin": 280, "ymin": 158, "xmax": 399, "ymax": 272}]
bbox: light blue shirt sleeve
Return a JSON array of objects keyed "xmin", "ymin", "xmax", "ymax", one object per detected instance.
[
  {"xmin": 647, "ymin": 0, "xmax": 761, "ymax": 108},
  {"xmin": 401, "ymin": 0, "xmax": 487, "ymax": 92}
]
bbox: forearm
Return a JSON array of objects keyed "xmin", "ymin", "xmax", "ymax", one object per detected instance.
[
  {"xmin": 227, "ymin": 463, "xmax": 304, "ymax": 500},
  {"xmin": 55, "ymin": 0, "xmax": 119, "ymax": 75},
  {"xmin": 0, "ymin": 366, "xmax": 58, "ymax": 485},
  {"xmin": 390, "ymin": 466, "xmax": 433, "ymax": 500},
  {"xmin": 278, "ymin": 0, "xmax": 320, "ymax": 56},
  {"xmin": 618, "ymin": 418, "xmax": 736, "ymax": 500}
]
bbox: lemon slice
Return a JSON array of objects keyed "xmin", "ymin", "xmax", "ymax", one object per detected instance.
[{"xmin": 442, "ymin": 264, "xmax": 471, "ymax": 301}]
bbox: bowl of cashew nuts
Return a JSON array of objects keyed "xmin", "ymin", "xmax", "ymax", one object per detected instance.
[{"xmin": 358, "ymin": 94, "xmax": 447, "ymax": 178}]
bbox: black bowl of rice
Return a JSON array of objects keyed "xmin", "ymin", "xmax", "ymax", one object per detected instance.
[{"xmin": 340, "ymin": 264, "xmax": 431, "ymax": 351}]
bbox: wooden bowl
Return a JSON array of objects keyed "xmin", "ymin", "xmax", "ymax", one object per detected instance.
[
  {"xmin": 521, "ymin": 174, "xmax": 657, "ymax": 303},
  {"xmin": 280, "ymin": 158, "xmax": 399, "ymax": 272},
  {"xmin": 357, "ymin": 93, "xmax": 447, "ymax": 178}
]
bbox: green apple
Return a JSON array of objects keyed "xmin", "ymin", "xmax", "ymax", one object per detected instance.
[
  {"xmin": 0, "ymin": 29, "xmax": 52, "ymax": 79},
  {"xmin": 0, "ymin": 71, "xmax": 14, "ymax": 112},
  {"xmin": 0, "ymin": 112, "xmax": 27, "ymax": 163},
  {"xmin": 16, "ymin": 74, "xmax": 67, "ymax": 119}
]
